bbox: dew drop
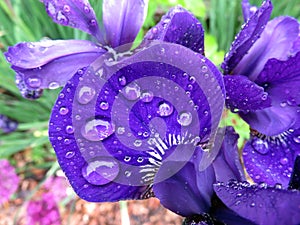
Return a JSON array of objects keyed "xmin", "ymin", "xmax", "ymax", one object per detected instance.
[
  {"xmin": 117, "ymin": 126, "xmax": 125, "ymax": 135},
  {"xmin": 158, "ymin": 102, "xmax": 173, "ymax": 117},
  {"xmin": 293, "ymin": 135, "xmax": 300, "ymax": 144},
  {"xmin": 134, "ymin": 139, "xmax": 142, "ymax": 147},
  {"xmin": 177, "ymin": 111, "xmax": 193, "ymax": 126},
  {"xmin": 48, "ymin": 82, "xmax": 60, "ymax": 89},
  {"xmin": 77, "ymin": 86, "xmax": 96, "ymax": 104},
  {"xmin": 82, "ymin": 157, "xmax": 119, "ymax": 185},
  {"xmin": 64, "ymin": 138, "xmax": 71, "ymax": 145},
  {"xmin": 83, "ymin": 5, "xmax": 90, "ymax": 13},
  {"xmin": 125, "ymin": 170, "xmax": 131, "ymax": 177},
  {"xmin": 261, "ymin": 93, "xmax": 268, "ymax": 100},
  {"xmin": 137, "ymin": 157, "xmax": 144, "ymax": 163},
  {"xmin": 63, "ymin": 4, "xmax": 71, "ymax": 12},
  {"xmin": 280, "ymin": 102, "xmax": 287, "ymax": 107},
  {"xmin": 81, "ymin": 119, "xmax": 115, "ymax": 141},
  {"xmin": 56, "ymin": 11, "xmax": 68, "ymax": 25},
  {"xmin": 140, "ymin": 91, "xmax": 154, "ymax": 103},
  {"xmin": 65, "ymin": 125, "xmax": 74, "ymax": 134},
  {"xmin": 27, "ymin": 77, "xmax": 41, "ymax": 88},
  {"xmin": 252, "ymin": 139, "xmax": 269, "ymax": 154},
  {"xmin": 123, "ymin": 82, "xmax": 141, "ymax": 100},
  {"xmin": 65, "ymin": 151, "xmax": 75, "ymax": 159},
  {"xmin": 124, "ymin": 156, "xmax": 131, "ymax": 162},
  {"xmin": 59, "ymin": 107, "xmax": 69, "ymax": 115},
  {"xmin": 99, "ymin": 101, "xmax": 109, "ymax": 110},
  {"xmin": 89, "ymin": 19, "xmax": 97, "ymax": 26},
  {"xmin": 280, "ymin": 157, "xmax": 289, "ymax": 165},
  {"xmin": 250, "ymin": 202, "xmax": 255, "ymax": 207},
  {"xmin": 201, "ymin": 65, "xmax": 208, "ymax": 72}
]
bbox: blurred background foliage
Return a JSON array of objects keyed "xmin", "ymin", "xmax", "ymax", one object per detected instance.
[{"xmin": 0, "ymin": 0, "xmax": 299, "ymax": 200}]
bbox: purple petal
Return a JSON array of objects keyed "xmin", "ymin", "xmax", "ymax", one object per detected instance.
[
  {"xmin": 153, "ymin": 152, "xmax": 215, "ymax": 217},
  {"xmin": 222, "ymin": 0, "xmax": 272, "ymax": 74},
  {"xmin": 212, "ymin": 126, "xmax": 246, "ymax": 182},
  {"xmin": 0, "ymin": 159, "xmax": 19, "ymax": 205},
  {"xmin": 289, "ymin": 155, "xmax": 300, "ymax": 190},
  {"xmin": 0, "ymin": 114, "xmax": 18, "ymax": 133},
  {"xmin": 5, "ymin": 40, "xmax": 105, "ymax": 98},
  {"xmin": 233, "ymin": 16, "xmax": 300, "ymax": 81},
  {"xmin": 43, "ymin": 0, "xmax": 104, "ymax": 43},
  {"xmin": 214, "ymin": 180, "xmax": 300, "ymax": 225},
  {"xmin": 241, "ymin": 0, "xmax": 258, "ymax": 22},
  {"xmin": 224, "ymin": 75, "xmax": 271, "ymax": 112},
  {"xmin": 243, "ymin": 129, "xmax": 300, "ymax": 188},
  {"xmin": 103, "ymin": 0, "xmax": 148, "ymax": 49},
  {"xmin": 48, "ymin": 42, "xmax": 225, "ymax": 202},
  {"xmin": 143, "ymin": 6, "xmax": 205, "ymax": 54},
  {"xmin": 256, "ymin": 51, "xmax": 300, "ymax": 105}
]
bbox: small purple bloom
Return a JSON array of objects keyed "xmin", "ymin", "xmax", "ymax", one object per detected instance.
[
  {"xmin": 0, "ymin": 159, "xmax": 20, "ymax": 205},
  {"xmin": 41, "ymin": 0, "xmax": 226, "ymax": 203},
  {"xmin": 4, "ymin": 0, "xmax": 148, "ymax": 99},
  {"xmin": 27, "ymin": 192, "xmax": 61, "ymax": 225},
  {"xmin": 0, "ymin": 114, "xmax": 18, "ymax": 133},
  {"xmin": 43, "ymin": 176, "xmax": 68, "ymax": 203}
]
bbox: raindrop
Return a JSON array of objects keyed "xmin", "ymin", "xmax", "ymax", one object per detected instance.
[
  {"xmin": 137, "ymin": 157, "xmax": 144, "ymax": 163},
  {"xmin": 140, "ymin": 91, "xmax": 154, "ymax": 103},
  {"xmin": 65, "ymin": 125, "xmax": 74, "ymax": 134},
  {"xmin": 77, "ymin": 86, "xmax": 96, "ymax": 104},
  {"xmin": 64, "ymin": 139, "xmax": 71, "ymax": 145},
  {"xmin": 152, "ymin": 27, "xmax": 158, "ymax": 34},
  {"xmin": 99, "ymin": 101, "xmax": 109, "ymax": 110},
  {"xmin": 252, "ymin": 139, "xmax": 269, "ymax": 154},
  {"xmin": 48, "ymin": 82, "xmax": 60, "ymax": 89},
  {"xmin": 63, "ymin": 5, "xmax": 71, "ymax": 13},
  {"xmin": 82, "ymin": 157, "xmax": 119, "ymax": 185},
  {"xmin": 177, "ymin": 111, "xmax": 193, "ymax": 126},
  {"xmin": 158, "ymin": 102, "xmax": 173, "ymax": 117},
  {"xmin": 293, "ymin": 135, "xmax": 300, "ymax": 144},
  {"xmin": 81, "ymin": 119, "xmax": 115, "ymax": 141},
  {"xmin": 125, "ymin": 171, "xmax": 131, "ymax": 177},
  {"xmin": 27, "ymin": 77, "xmax": 41, "ymax": 88},
  {"xmin": 261, "ymin": 93, "xmax": 268, "ymax": 100},
  {"xmin": 250, "ymin": 202, "xmax": 255, "ymax": 207},
  {"xmin": 59, "ymin": 107, "xmax": 69, "ymax": 115},
  {"xmin": 280, "ymin": 157, "xmax": 289, "ymax": 165},
  {"xmin": 124, "ymin": 156, "xmax": 131, "ymax": 162},
  {"xmin": 123, "ymin": 82, "xmax": 141, "ymax": 100},
  {"xmin": 280, "ymin": 102, "xmax": 287, "ymax": 107},
  {"xmin": 201, "ymin": 65, "xmax": 208, "ymax": 72},
  {"xmin": 117, "ymin": 126, "xmax": 125, "ymax": 135},
  {"xmin": 89, "ymin": 19, "xmax": 97, "ymax": 26},
  {"xmin": 83, "ymin": 5, "xmax": 90, "ymax": 13},
  {"xmin": 189, "ymin": 76, "xmax": 196, "ymax": 83},
  {"xmin": 65, "ymin": 151, "xmax": 75, "ymax": 159},
  {"xmin": 56, "ymin": 11, "xmax": 69, "ymax": 25},
  {"xmin": 134, "ymin": 139, "xmax": 142, "ymax": 147}
]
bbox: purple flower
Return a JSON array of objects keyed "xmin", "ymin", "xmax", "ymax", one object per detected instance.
[
  {"xmin": 222, "ymin": 0, "xmax": 300, "ymax": 187},
  {"xmin": 4, "ymin": 0, "xmax": 148, "ymax": 99},
  {"xmin": 43, "ymin": 176, "xmax": 68, "ymax": 203},
  {"xmin": 0, "ymin": 159, "xmax": 19, "ymax": 205},
  {"xmin": 27, "ymin": 192, "xmax": 61, "ymax": 225},
  {"xmin": 40, "ymin": 1, "xmax": 226, "ymax": 203},
  {"xmin": 0, "ymin": 114, "xmax": 18, "ymax": 133}
]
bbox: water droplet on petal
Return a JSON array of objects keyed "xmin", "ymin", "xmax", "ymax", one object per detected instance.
[
  {"xmin": 99, "ymin": 101, "xmax": 109, "ymax": 110},
  {"xmin": 83, "ymin": 5, "xmax": 90, "ymax": 13},
  {"xmin": 250, "ymin": 202, "xmax": 255, "ymax": 207},
  {"xmin": 261, "ymin": 93, "xmax": 268, "ymax": 100},
  {"xmin": 134, "ymin": 139, "xmax": 142, "ymax": 147},
  {"xmin": 48, "ymin": 82, "xmax": 60, "ymax": 89},
  {"xmin": 77, "ymin": 86, "xmax": 96, "ymax": 104},
  {"xmin": 177, "ymin": 111, "xmax": 193, "ymax": 126},
  {"xmin": 59, "ymin": 107, "xmax": 69, "ymax": 115},
  {"xmin": 280, "ymin": 157, "xmax": 289, "ymax": 165},
  {"xmin": 252, "ymin": 139, "xmax": 269, "ymax": 154},
  {"xmin": 293, "ymin": 135, "xmax": 300, "ymax": 144},
  {"xmin": 27, "ymin": 77, "xmax": 41, "ymax": 88},
  {"xmin": 117, "ymin": 126, "xmax": 125, "ymax": 135},
  {"xmin": 118, "ymin": 76, "xmax": 127, "ymax": 86},
  {"xmin": 124, "ymin": 156, "xmax": 131, "ymax": 162},
  {"xmin": 201, "ymin": 65, "xmax": 208, "ymax": 72},
  {"xmin": 82, "ymin": 157, "xmax": 119, "ymax": 185},
  {"xmin": 140, "ymin": 91, "xmax": 154, "ymax": 103},
  {"xmin": 56, "ymin": 11, "xmax": 69, "ymax": 25},
  {"xmin": 123, "ymin": 82, "xmax": 141, "ymax": 100},
  {"xmin": 81, "ymin": 119, "xmax": 115, "ymax": 141},
  {"xmin": 63, "ymin": 5, "xmax": 71, "ymax": 12},
  {"xmin": 280, "ymin": 102, "xmax": 287, "ymax": 107},
  {"xmin": 158, "ymin": 102, "xmax": 173, "ymax": 117},
  {"xmin": 66, "ymin": 125, "xmax": 74, "ymax": 134},
  {"xmin": 65, "ymin": 151, "xmax": 75, "ymax": 159}
]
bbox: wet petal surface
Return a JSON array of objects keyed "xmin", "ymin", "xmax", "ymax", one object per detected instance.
[
  {"xmin": 222, "ymin": 0, "xmax": 272, "ymax": 74},
  {"xmin": 144, "ymin": 6, "xmax": 205, "ymax": 54},
  {"xmin": 103, "ymin": 0, "xmax": 148, "ymax": 49},
  {"xmin": 224, "ymin": 75, "xmax": 271, "ymax": 112},
  {"xmin": 214, "ymin": 180, "xmax": 300, "ymax": 225},
  {"xmin": 43, "ymin": 0, "xmax": 104, "ymax": 42},
  {"xmin": 289, "ymin": 155, "xmax": 300, "ymax": 190},
  {"xmin": 243, "ymin": 129, "xmax": 300, "ymax": 188},
  {"xmin": 48, "ymin": 42, "xmax": 225, "ymax": 202}
]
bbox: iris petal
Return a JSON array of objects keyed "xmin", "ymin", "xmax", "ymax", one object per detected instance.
[
  {"xmin": 103, "ymin": 0, "xmax": 149, "ymax": 49},
  {"xmin": 43, "ymin": 0, "xmax": 104, "ymax": 43},
  {"xmin": 48, "ymin": 42, "xmax": 225, "ymax": 202},
  {"xmin": 243, "ymin": 129, "xmax": 300, "ymax": 188},
  {"xmin": 143, "ymin": 6, "xmax": 205, "ymax": 54},
  {"xmin": 222, "ymin": 0, "xmax": 272, "ymax": 74},
  {"xmin": 5, "ymin": 40, "xmax": 106, "ymax": 98},
  {"xmin": 214, "ymin": 180, "xmax": 300, "ymax": 225}
]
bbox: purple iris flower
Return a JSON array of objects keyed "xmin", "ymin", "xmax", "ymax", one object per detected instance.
[
  {"xmin": 10, "ymin": 0, "xmax": 225, "ymax": 203},
  {"xmin": 0, "ymin": 114, "xmax": 18, "ymax": 133},
  {"xmin": 4, "ymin": 0, "xmax": 148, "ymax": 99},
  {"xmin": 222, "ymin": 0, "xmax": 300, "ymax": 187}
]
